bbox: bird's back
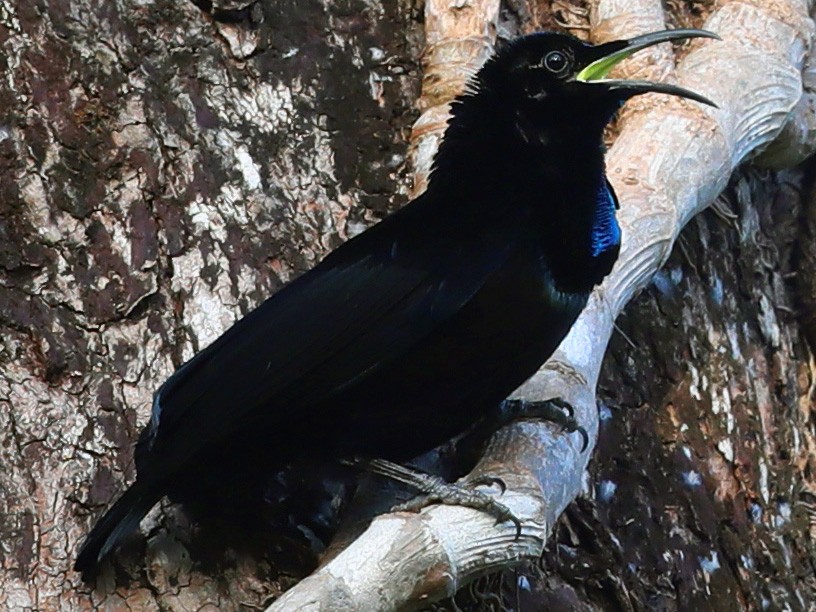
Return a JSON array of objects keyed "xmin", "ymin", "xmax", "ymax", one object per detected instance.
[{"xmin": 76, "ymin": 30, "xmax": 633, "ymax": 576}]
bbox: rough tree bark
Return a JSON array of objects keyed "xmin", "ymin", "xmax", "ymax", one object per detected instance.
[
  {"xmin": 1, "ymin": 1, "xmax": 815, "ymax": 611},
  {"xmin": 0, "ymin": 0, "xmax": 422, "ymax": 608}
]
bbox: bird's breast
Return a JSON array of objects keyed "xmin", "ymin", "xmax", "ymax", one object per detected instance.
[{"xmin": 319, "ymin": 247, "xmax": 590, "ymax": 461}]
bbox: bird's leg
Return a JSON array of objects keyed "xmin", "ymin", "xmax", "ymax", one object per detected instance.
[
  {"xmin": 501, "ymin": 397, "xmax": 589, "ymax": 451},
  {"xmin": 345, "ymin": 458, "xmax": 522, "ymax": 537}
]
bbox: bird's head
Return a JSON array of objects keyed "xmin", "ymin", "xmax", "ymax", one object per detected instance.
[{"xmin": 473, "ymin": 29, "xmax": 718, "ymax": 142}]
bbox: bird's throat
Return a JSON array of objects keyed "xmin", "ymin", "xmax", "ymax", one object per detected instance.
[
  {"xmin": 590, "ymin": 180, "xmax": 621, "ymax": 258},
  {"xmin": 544, "ymin": 175, "xmax": 621, "ymax": 294}
]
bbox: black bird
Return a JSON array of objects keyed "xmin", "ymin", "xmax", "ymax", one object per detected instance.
[{"xmin": 75, "ymin": 28, "xmax": 717, "ymax": 577}]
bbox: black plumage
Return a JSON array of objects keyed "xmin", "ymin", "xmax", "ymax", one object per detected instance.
[{"xmin": 75, "ymin": 29, "xmax": 716, "ymax": 577}]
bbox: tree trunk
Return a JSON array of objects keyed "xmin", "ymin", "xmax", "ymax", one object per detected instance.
[
  {"xmin": 2, "ymin": 1, "xmax": 815, "ymax": 610},
  {"xmin": 0, "ymin": 0, "xmax": 421, "ymax": 608}
]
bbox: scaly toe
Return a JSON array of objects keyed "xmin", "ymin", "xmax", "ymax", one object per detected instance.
[{"xmin": 391, "ymin": 479, "xmax": 522, "ymax": 538}]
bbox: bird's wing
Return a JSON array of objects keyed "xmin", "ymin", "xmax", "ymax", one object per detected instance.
[{"xmin": 139, "ymin": 196, "xmax": 517, "ymax": 468}]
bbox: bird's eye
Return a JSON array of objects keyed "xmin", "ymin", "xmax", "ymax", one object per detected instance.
[{"xmin": 544, "ymin": 50, "xmax": 569, "ymax": 74}]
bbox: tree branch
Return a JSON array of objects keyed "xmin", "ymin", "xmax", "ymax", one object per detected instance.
[
  {"xmin": 268, "ymin": 1, "xmax": 813, "ymax": 609},
  {"xmin": 408, "ymin": 0, "xmax": 501, "ymax": 196}
]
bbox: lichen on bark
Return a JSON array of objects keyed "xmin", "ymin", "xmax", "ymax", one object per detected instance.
[{"xmin": 0, "ymin": 0, "xmax": 420, "ymax": 608}]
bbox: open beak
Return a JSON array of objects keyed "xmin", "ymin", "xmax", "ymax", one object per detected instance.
[{"xmin": 576, "ymin": 29, "xmax": 720, "ymax": 107}]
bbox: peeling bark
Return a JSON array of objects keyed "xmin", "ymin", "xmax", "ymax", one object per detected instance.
[{"xmin": 0, "ymin": 0, "xmax": 421, "ymax": 608}]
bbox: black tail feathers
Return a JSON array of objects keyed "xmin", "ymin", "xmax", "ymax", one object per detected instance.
[{"xmin": 74, "ymin": 483, "xmax": 158, "ymax": 581}]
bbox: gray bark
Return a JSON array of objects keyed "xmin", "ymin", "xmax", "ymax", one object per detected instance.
[{"xmin": 0, "ymin": 0, "xmax": 421, "ymax": 608}]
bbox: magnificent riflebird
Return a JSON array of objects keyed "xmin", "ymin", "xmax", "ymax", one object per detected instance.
[{"xmin": 75, "ymin": 28, "xmax": 717, "ymax": 578}]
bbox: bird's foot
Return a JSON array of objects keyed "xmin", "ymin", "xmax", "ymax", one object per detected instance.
[
  {"xmin": 392, "ymin": 475, "xmax": 522, "ymax": 537},
  {"xmin": 350, "ymin": 458, "xmax": 522, "ymax": 537},
  {"xmin": 502, "ymin": 397, "xmax": 589, "ymax": 451}
]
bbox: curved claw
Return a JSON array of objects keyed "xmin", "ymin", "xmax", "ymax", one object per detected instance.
[
  {"xmin": 357, "ymin": 458, "xmax": 525, "ymax": 537},
  {"xmin": 389, "ymin": 477, "xmax": 522, "ymax": 538},
  {"xmin": 466, "ymin": 475, "xmax": 507, "ymax": 494},
  {"xmin": 496, "ymin": 509, "xmax": 522, "ymax": 539},
  {"xmin": 548, "ymin": 397, "xmax": 575, "ymax": 419},
  {"xmin": 506, "ymin": 398, "xmax": 586, "ymax": 443},
  {"xmin": 576, "ymin": 425, "xmax": 589, "ymax": 453},
  {"xmin": 548, "ymin": 400, "xmax": 590, "ymax": 451}
]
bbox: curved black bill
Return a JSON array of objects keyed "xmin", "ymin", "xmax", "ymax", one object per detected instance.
[
  {"xmin": 576, "ymin": 28, "xmax": 720, "ymax": 107},
  {"xmin": 601, "ymin": 79, "xmax": 718, "ymax": 107}
]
